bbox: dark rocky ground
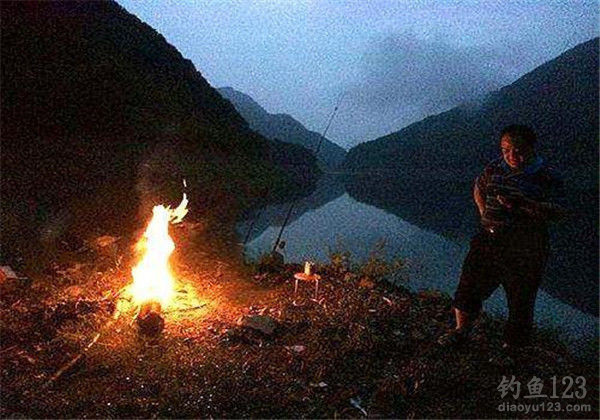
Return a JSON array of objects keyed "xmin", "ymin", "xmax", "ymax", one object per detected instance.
[{"xmin": 0, "ymin": 221, "xmax": 597, "ymax": 419}]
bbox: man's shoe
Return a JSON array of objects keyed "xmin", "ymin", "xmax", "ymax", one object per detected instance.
[{"xmin": 437, "ymin": 328, "xmax": 471, "ymax": 347}]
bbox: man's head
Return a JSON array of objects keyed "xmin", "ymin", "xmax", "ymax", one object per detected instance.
[{"xmin": 499, "ymin": 124, "xmax": 537, "ymax": 169}]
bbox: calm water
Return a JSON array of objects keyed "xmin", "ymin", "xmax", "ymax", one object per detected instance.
[{"xmin": 237, "ymin": 190, "xmax": 598, "ymax": 355}]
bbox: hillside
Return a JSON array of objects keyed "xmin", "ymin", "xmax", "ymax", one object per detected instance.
[
  {"xmin": 0, "ymin": 1, "xmax": 320, "ymax": 265},
  {"xmin": 343, "ymin": 38, "xmax": 599, "ymax": 315},
  {"xmin": 219, "ymin": 87, "xmax": 347, "ymax": 170}
]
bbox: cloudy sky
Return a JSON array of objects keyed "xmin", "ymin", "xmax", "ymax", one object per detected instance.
[{"xmin": 118, "ymin": 0, "xmax": 598, "ymax": 149}]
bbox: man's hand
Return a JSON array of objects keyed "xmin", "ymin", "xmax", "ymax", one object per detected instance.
[
  {"xmin": 498, "ymin": 191, "xmax": 568, "ymax": 221},
  {"xmin": 520, "ymin": 197, "xmax": 569, "ymax": 221},
  {"xmin": 496, "ymin": 190, "xmax": 526, "ymax": 210}
]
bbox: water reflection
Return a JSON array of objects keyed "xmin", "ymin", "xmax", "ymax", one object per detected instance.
[
  {"xmin": 345, "ymin": 172, "xmax": 599, "ymax": 317},
  {"xmin": 238, "ymin": 174, "xmax": 345, "ymax": 243},
  {"xmin": 238, "ymin": 192, "xmax": 598, "ymax": 355}
]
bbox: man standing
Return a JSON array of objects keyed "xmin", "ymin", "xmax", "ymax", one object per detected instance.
[{"xmin": 438, "ymin": 125, "xmax": 567, "ymax": 348}]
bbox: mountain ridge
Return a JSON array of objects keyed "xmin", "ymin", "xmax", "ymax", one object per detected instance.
[{"xmin": 219, "ymin": 86, "xmax": 347, "ymax": 170}]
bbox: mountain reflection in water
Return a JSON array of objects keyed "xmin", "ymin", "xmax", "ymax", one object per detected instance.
[{"xmin": 238, "ymin": 185, "xmax": 598, "ymax": 355}]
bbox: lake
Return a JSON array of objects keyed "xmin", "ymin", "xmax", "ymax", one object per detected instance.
[{"xmin": 237, "ymin": 178, "xmax": 598, "ymax": 356}]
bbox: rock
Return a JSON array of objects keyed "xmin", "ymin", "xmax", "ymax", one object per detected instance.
[
  {"xmin": 95, "ymin": 235, "xmax": 119, "ymax": 248},
  {"xmin": 358, "ymin": 277, "xmax": 375, "ymax": 289},
  {"xmin": 64, "ymin": 285, "xmax": 84, "ymax": 298},
  {"xmin": 411, "ymin": 331, "xmax": 426, "ymax": 341},
  {"xmin": 137, "ymin": 302, "xmax": 164, "ymax": 337},
  {"xmin": 0, "ymin": 266, "xmax": 19, "ymax": 281},
  {"xmin": 237, "ymin": 315, "xmax": 277, "ymax": 335},
  {"xmin": 137, "ymin": 311, "xmax": 164, "ymax": 337},
  {"xmin": 0, "ymin": 266, "xmax": 31, "ymax": 292}
]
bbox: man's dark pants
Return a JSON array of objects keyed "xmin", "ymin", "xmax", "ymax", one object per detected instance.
[{"xmin": 453, "ymin": 227, "xmax": 549, "ymax": 346}]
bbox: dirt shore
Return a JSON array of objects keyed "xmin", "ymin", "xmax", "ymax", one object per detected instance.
[{"xmin": 1, "ymin": 220, "xmax": 597, "ymax": 418}]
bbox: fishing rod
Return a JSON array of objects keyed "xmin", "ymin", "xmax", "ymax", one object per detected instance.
[
  {"xmin": 242, "ymin": 205, "xmax": 265, "ymax": 245},
  {"xmin": 315, "ymin": 92, "xmax": 346, "ymax": 156},
  {"xmin": 271, "ymin": 92, "xmax": 346, "ymax": 253},
  {"xmin": 243, "ymin": 92, "xmax": 346, "ymax": 247}
]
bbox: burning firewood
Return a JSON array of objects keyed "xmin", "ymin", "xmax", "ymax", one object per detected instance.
[
  {"xmin": 136, "ymin": 301, "xmax": 164, "ymax": 336},
  {"xmin": 120, "ymin": 192, "xmax": 187, "ymax": 335},
  {"xmin": 115, "ymin": 185, "xmax": 203, "ymax": 334}
]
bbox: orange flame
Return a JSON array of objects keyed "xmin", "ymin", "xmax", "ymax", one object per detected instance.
[
  {"xmin": 128, "ymin": 192, "xmax": 188, "ymax": 310},
  {"xmin": 116, "ymin": 184, "xmax": 206, "ymax": 325}
]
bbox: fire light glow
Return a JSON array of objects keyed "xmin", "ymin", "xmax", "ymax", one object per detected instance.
[{"xmin": 121, "ymin": 192, "xmax": 189, "ymax": 312}]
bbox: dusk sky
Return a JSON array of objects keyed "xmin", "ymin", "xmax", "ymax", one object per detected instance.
[{"xmin": 117, "ymin": 0, "xmax": 598, "ymax": 149}]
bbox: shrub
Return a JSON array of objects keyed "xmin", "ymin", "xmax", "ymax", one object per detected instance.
[
  {"xmin": 327, "ymin": 240, "xmax": 353, "ymax": 274},
  {"xmin": 359, "ymin": 239, "xmax": 403, "ymax": 283}
]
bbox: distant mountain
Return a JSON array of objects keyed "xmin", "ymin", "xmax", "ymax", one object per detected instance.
[
  {"xmin": 344, "ymin": 38, "xmax": 599, "ymax": 315},
  {"xmin": 0, "ymin": 1, "xmax": 319, "ymax": 263},
  {"xmin": 219, "ymin": 87, "xmax": 347, "ymax": 170}
]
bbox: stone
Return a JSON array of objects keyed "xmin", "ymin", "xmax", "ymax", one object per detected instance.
[
  {"xmin": 358, "ymin": 277, "xmax": 375, "ymax": 289},
  {"xmin": 64, "ymin": 285, "xmax": 84, "ymax": 298},
  {"xmin": 137, "ymin": 302, "xmax": 164, "ymax": 337},
  {"xmin": 237, "ymin": 315, "xmax": 277, "ymax": 335},
  {"xmin": 95, "ymin": 235, "xmax": 119, "ymax": 248}
]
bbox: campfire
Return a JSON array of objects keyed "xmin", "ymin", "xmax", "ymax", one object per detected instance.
[
  {"xmin": 116, "ymin": 189, "xmax": 204, "ymax": 335},
  {"xmin": 42, "ymin": 188, "xmax": 207, "ymax": 388},
  {"xmin": 130, "ymin": 195, "xmax": 187, "ymax": 308}
]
